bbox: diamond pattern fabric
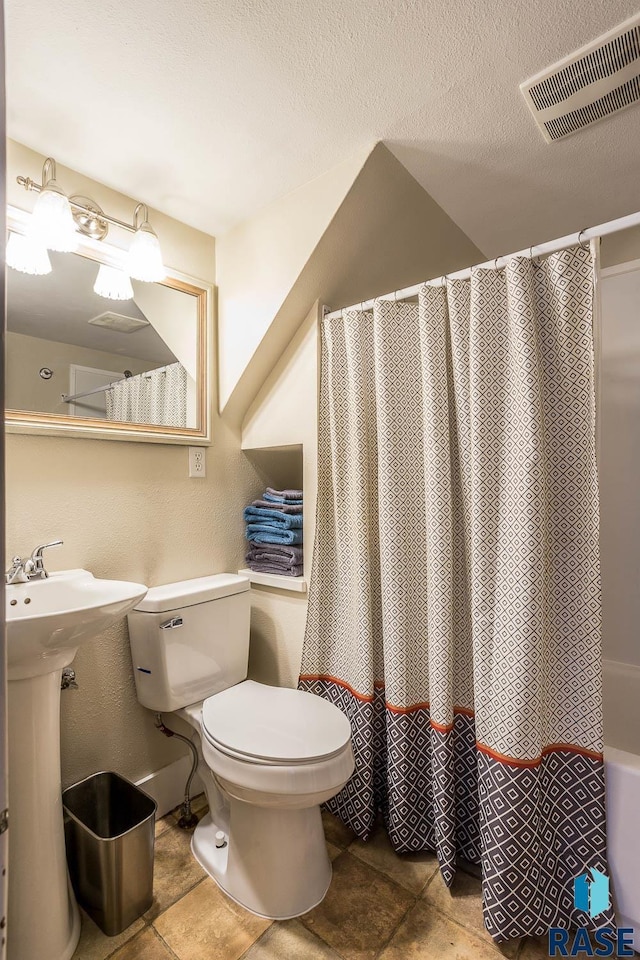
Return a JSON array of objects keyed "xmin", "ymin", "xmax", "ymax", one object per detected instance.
[
  {"xmin": 106, "ymin": 361, "xmax": 188, "ymax": 426},
  {"xmin": 300, "ymin": 245, "xmax": 611, "ymax": 939}
]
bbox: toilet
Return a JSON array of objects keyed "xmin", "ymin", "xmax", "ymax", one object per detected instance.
[{"xmin": 127, "ymin": 573, "xmax": 354, "ymax": 919}]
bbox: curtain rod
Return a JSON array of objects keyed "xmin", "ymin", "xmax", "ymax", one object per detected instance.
[
  {"xmin": 61, "ymin": 369, "xmax": 168, "ymax": 403},
  {"xmin": 324, "ymin": 208, "xmax": 640, "ymax": 320}
]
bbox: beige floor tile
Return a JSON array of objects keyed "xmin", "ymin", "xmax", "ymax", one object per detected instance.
[
  {"xmin": 422, "ymin": 868, "xmax": 520, "ymax": 958},
  {"xmin": 326, "ymin": 842, "xmax": 341, "ymax": 862},
  {"xmin": 348, "ymin": 823, "xmax": 439, "ymax": 894},
  {"xmin": 154, "ymin": 878, "xmax": 270, "ymax": 960},
  {"xmin": 145, "ymin": 824, "xmax": 206, "ymax": 920},
  {"xmin": 72, "ymin": 909, "xmax": 145, "ymax": 960},
  {"xmin": 321, "ymin": 809, "xmax": 356, "ymax": 849},
  {"xmin": 241, "ymin": 919, "xmax": 343, "ymax": 959},
  {"xmin": 110, "ymin": 927, "xmax": 175, "ymax": 960},
  {"xmin": 300, "ymin": 851, "xmax": 413, "ymax": 960},
  {"xmin": 519, "ymin": 934, "xmax": 553, "ymax": 959},
  {"xmin": 379, "ymin": 900, "xmax": 512, "ymax": 960}
]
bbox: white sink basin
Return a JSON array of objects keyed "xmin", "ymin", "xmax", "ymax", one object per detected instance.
[{"xmin": 6, "ymin": 568, "xmax": 147, "ymax": 680}]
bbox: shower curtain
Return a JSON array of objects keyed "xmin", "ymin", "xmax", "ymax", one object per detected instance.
[
  {"xmin": 299, "ymin": 246, "xmax": 612, "ymax": 940},
  {"xmin": 105, "ymin": 361, "xmax": 187, "ymax": 426}
]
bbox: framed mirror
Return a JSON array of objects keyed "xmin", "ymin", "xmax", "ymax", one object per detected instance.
[{"xmin": 5, "ymin": 206, "xmax": 211, "ymax": 443}]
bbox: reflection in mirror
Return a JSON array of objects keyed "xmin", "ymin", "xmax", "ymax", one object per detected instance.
[{"xmin": 6, "ymin": 249, "xmax": 199, "ymax": 428}]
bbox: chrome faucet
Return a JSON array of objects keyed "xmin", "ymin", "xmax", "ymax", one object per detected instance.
[{"xmin": 5, "ymin": 540, "xmax": 63, "ymax": 583}]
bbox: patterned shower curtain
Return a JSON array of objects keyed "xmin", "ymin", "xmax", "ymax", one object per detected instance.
[
  {"xmin": 299, "ymin": 246, "xmax": 612, "ymax": 940},
  {"xmin": 105, "ymin": 362, "xmax": 187, "ymax": 426}
]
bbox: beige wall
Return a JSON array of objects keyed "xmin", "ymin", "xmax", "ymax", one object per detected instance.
[
  {"xmin": 217, "ymin": 147, "xmax": 371, "ymax": 409},
  {"xmin": 6, "ymin": 331, "xmax": 154, "ymax": 415},
  {"xmin": 133, "ymin": 283, "xmax": 198, "ymax": 381},
  {"xmin": 222, "ymin": 143, "xmax": 484, "ymax": 428},
  {"xmin": 6, "ymin": 143, "xmax": 262, "ymax": 789},
  {"xmin": 243, "ymin": 303, "xmax": 320, "ymax": 687}
]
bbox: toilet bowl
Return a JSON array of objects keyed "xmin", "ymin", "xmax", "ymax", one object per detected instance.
[
  {"xmin": 127, "ymin": 574, "xmax": 354, "ymax": 919},
  {"xmin": 180, "ymin": 680, "xmax": 353, "ymax": 918}
]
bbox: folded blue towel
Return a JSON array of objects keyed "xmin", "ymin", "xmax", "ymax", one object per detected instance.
[
  {"xmin": 263, "ymin": 492, "xmax": 303, "ymax": 505},
  {"xmin": 245, "ymin": 524, "xmax": 303, "ymax": 545},
  {"xmin": 243, "ymin": 506, "xmax": 303, "ymax": 528}
]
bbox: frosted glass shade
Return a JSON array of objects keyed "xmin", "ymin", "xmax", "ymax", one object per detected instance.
[
  {"xmin": 93, "ymin": 265, "xmax": 134, "ymax": 300},
  {"xmin": 127, "ymin": 224, "xmax": 165, "ymax": 282},
  {"xmin": 6, "ymin": 232, "xmax": 52, "ymax": 275},
  {"xmin": 29, "ymin": 184, "xmax": 78, "ymax": 252}
]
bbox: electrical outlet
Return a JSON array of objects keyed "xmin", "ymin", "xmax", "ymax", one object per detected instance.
[{"xmin": 188, "ymin": 447, "xmax": 206, "ymax": 478}]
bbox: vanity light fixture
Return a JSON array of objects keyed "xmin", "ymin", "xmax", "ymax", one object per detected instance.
[
  {"xmin": 6, "ymin": 231, "xmax": 52, "ymax": 276},
  {"xmin": 13, "ymin": 156, "xmax": 166, "ymax": 297},
  {"xmin": 93, "ymin": 265, "xmax": 134, "ymax": 301},
  {"xmin": 127, "ymin": 204, "xmax": 166, "ymax": 282},
  {"xmin": 27, "ymin": 158, "xmax": 78, "ymax": 253}
]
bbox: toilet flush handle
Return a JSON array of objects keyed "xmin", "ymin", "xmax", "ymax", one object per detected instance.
[{"xmin": 160, "ymin": 617, "xmax": 183, "ymax": 630}]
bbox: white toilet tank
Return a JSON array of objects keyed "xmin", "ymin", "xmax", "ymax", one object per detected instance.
[{"xmin": 127, "ymin": 574, "xmax": 251, "ymax": 712}]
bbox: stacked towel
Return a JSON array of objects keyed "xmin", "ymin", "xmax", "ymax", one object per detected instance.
[
  {"xmin": 246, "ymin": 543, "xmax": 303, "ymax": 577},
  {"xmin": 244, "ymin": 489, "xmax": 304, "ymax": 576}
]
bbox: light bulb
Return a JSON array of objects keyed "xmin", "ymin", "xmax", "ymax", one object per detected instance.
[
  {"xmin": 29, "ymin": 182, "xmax": 78, "ymax": 252},
  {"xmin": 93, "ymin": 264, "xmax": 134, "ymax": 300},
  {"xmin": 6, "ymin": 232, "xmax": 52, "ymax": 275},
  {"xmin": 127, "ymin": 223, "xmax": 165, "ymax": 282}
]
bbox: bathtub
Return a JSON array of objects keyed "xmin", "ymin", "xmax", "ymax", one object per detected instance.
[{"xmin": 604, "ymin": 658, "xmax": 640, "ymax": 949}]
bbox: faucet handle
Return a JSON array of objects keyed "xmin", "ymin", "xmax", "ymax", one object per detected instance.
[{"xmin": 5, "ymin": 557, "xmax": 27, "ymax": 584}]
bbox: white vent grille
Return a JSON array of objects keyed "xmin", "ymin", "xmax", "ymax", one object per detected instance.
[
  {"xmin": 88, "ymin": 312, "xmax": 149, "ymax": 333},
  {"xmin": 521, "ymin": 14, "xmax": 640, "ymax": 142}
]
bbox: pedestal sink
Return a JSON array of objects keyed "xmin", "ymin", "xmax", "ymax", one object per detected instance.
[{"xmin": 6, "ymin": 569, "xmax": 147, "ymax": 960}]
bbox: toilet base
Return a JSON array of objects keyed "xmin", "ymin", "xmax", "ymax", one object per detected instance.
[{"xmin": 191, "ymin": 802, "xmax": 332, "ymax": 920}]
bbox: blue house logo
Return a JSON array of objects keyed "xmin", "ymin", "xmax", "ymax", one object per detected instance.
[
  {"xmin": 574, "ymin": 868, "xmax": 610, "ymax": 918},
  {"xmin": 548, "ymin": 868, "xmax": 635, "ymax": 957}
]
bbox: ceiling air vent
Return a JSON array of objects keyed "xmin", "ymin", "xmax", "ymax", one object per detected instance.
[
  {"xmin": 88, "ymin": 312, "xmax": 149, "ymax": 334},
  {"xmin": 521, "ymin": 13, "xmax": 640, "ymax": 142}
]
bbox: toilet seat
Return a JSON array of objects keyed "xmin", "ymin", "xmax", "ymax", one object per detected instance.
[{"xmin": 201, "ymin": 679, "xmax": 351, "ymax": 765}]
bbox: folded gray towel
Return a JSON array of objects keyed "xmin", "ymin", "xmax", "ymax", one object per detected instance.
[
  {"xmin": 252, "ymin": 499, "xmax": 303, "ymax": 514},
  {"xmin": 246, "ymin": 543, "xmax": 303, "ymax": 564},
  {"xmin": 247, "ymin": 560, "xmax": 303, "ymax": 577},
  {"xmin": 266, "ymin": 487, "xmax": 304, "ymax": 502}
]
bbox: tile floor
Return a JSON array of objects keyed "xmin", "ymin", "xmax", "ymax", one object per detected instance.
[{"xmin": 70, "ymin": 795, "xmax": 574, "ymax": 960}]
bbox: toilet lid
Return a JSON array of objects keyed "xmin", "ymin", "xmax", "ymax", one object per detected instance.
[{"xmin": 201, "ymin": 680, "xmax": 351, "ymax": 763}]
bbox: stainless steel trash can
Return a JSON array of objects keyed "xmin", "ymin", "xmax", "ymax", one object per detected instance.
[{"xmin": 63, "ymin": 771, "xmax": 157, "ymax": 936}]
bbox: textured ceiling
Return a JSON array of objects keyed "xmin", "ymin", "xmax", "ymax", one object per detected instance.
[{"xmin": 6, "ymin": 0, "xmax": 640, "ymax": 255}]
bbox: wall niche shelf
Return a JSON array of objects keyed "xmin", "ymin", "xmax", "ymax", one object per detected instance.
[
  {"xmin": 241, "ymin": 443, "xmax": 306, "ymax": 592},
  {"xmin": 238, "ymin": 568, "xmax": 307, "ymax": 593}
]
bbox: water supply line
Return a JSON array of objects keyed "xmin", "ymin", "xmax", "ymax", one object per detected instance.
[{"xmin": 154, "ymin": 713, "xmax": 199, "ymax": 829}]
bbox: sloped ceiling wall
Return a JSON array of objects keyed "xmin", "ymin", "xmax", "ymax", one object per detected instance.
[
  {"xmin": 216, "ymin": 146, "xmax": 373, "ymax": 409},
  {"xmin": 220, "ymin": 142, "xmax": 484, "ymax": 426}
]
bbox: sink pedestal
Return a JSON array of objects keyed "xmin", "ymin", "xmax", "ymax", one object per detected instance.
[
  {"xmin": 8, "ymin": 670, "xmax": 80, "ymax": 960},
  {"xmin": 5, "ymin": 568, "xmax": 148, "ymax": 960}
]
